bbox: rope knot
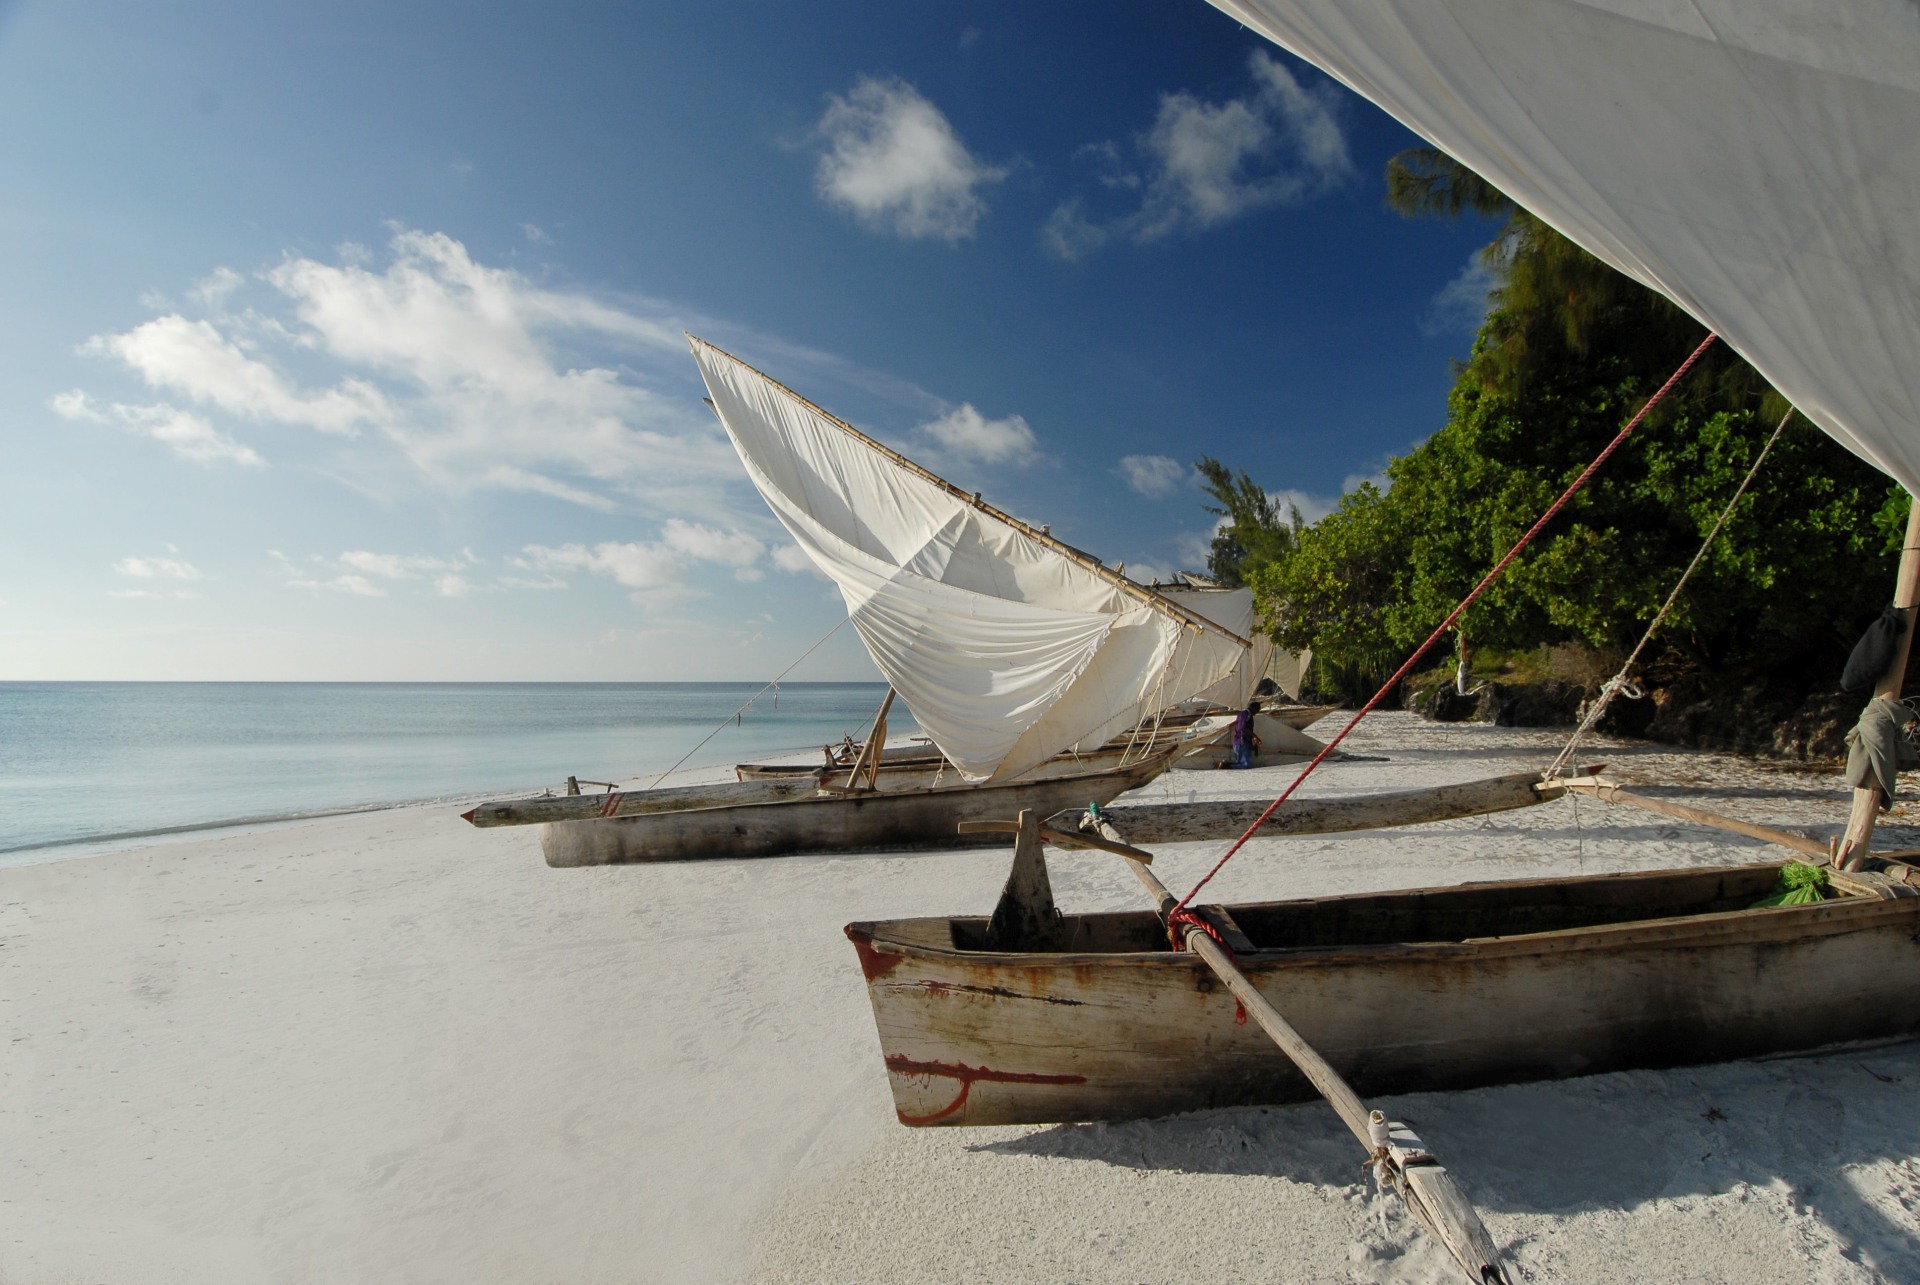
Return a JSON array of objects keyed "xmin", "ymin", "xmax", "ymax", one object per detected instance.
[{"xmin": 1165, "ymin": 905, "xmax": 1232, "ymax": 955}]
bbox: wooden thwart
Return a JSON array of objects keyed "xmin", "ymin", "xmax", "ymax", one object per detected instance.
[
  {"xmin": 957, "ymin": 817, "xmax": 1154, "ymax": 863},
  {"xmin": 1055, "ymin": 809, "xmax": 1511, "ymax": 1284}
]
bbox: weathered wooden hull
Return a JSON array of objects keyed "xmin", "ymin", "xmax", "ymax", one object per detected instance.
[
  {"xmin": 734, "ymin": 714, "xmax": 1219, "ymax": 782},
  {"xmin": 734, "ymin": 742, "xmax": 1165, "ymax": 785},
  {"xmin": 847, "ymin": 864, "xmax": 1920, "ymax": 1125},
  {"xmin": 540, "ymin": 753, "xmax": 1171, "ymax": 866}
]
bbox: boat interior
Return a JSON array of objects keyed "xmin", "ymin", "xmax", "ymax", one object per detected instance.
[{"xmin": 941, "ymin": 863, "xmax": 1842, "ymax": 955}]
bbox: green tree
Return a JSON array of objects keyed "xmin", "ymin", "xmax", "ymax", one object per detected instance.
[
  {"xmin": 1237, "ymin": 147, "xmax": 1900, "ymax": 702},
  {"xmin": 1194, "ymin": 455, "xmax": 1302, "ymax": 587},
  {"xmin": 1248, "ymin": 482, "xmax": 1406, "ymax": 696}
]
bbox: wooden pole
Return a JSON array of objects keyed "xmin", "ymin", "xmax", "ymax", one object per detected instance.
[
  {"xmin": 1838, "ymin": 494, "xmax": 1920, "ymax": 869},
  {"xmin": 840, "ymin": 688, "xmax": 895, "ymax": 794},
  {"xmin": 1560, "ymin": 777, "xmax": 1833, "ymax": 861},
  {"xmin": 1081, "ymin": 814, "xmax": 1512, "ymax": 1285},
  {"xmin": 1092, "ymin": 769, "xmax": 1574, "ymax": 845}
]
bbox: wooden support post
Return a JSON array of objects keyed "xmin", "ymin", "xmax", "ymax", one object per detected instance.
[
  {"xmin": 983, "ymin": 810, "xmax": 1058, "ymax": 951},
  {"xmin": 1076, "ymin": 812, "xmax": 1512, "ymax": 1285},
  {"xmin": 1839, "ymin": 495, "xmax": 1920, "ymax": 869},
  {"xmin": 840, "ymin": 688, "xmax": 895, "ymax": 793}
]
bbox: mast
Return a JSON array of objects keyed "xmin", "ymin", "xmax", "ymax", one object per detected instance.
[
  {"xmin": 688, "ymin": 335, "xmax": 1250, "ymax": 650},
  {"xmin": 1836, "ymin": 495, "xmax": 1920, "ymax": 868}
]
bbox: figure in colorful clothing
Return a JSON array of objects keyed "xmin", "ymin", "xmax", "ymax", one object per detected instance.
[{"xmin": 1229, "ymin": 699, "xmax": 1262, "ymax": 769}]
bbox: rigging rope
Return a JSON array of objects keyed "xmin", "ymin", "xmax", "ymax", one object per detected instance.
[
  {"xmin": 1543, "ymin": 404, "xmax": 1797, "ymax": 780},
  {"xmin": 1165, "ymin": 332, "xmax": 1720, "ymax": 941},
  {"xmin": 644, "ymin": 614, "xmax": 852, "ymax": 790}
]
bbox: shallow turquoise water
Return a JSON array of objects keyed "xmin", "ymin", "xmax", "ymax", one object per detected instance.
[{"xmin": 0, "ymin": 682, "xmax": 909, "ymax": 858}]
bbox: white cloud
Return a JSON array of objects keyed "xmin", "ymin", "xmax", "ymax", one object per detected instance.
[
  {"xmin": 84, "ymin": 314, "xmax": 387, "ymax": 435},
  {"xmin": 1270, "ymin": 487, "xmax": 1331, "ymax": 524},
  {"xmin": 771, "ymin": 544, "xmax": 819, "ymax": 575},
  {"xmin": 1045, "ymin": 52, "xmax": 1350, "ymax": 260},
  {"xmin": 1420, "ymin": 255, "xmax": 1497, "ymax": 338},
  {"xmin": 1125, "ymin": 561, "xmax": 1174, "ymax": 585},
  {"xmin": 115, "ymin": 555, "xmax": 203, "ymax": 580},
  {"xmin": 815, "ymin": 76, "xmax": 1006, "ymax": 242},
  {"xmin": 53, "ymin": 390, "xmax": 265, "ymax": 468},
  {"xmin": 1118, "ymin": 453, "xmax": 1188, "ymax": 498},
  {"xmin": 521, "ymin": 222, "xmax": 552, "ymax": 245},
  {"xmin": 68, "ymin": 228, "xmax": 737, "ymax": 513},
  {"xmin": 108, "ymin": 553, "xmax": 202, "ymax": 601},
  {"xmin": 273, "ymin": 547, "xmax": 488, "ymax": 597},
  {"xmin": 330, "ymin": 574, "xmax": 386, "ymax": 597},
  {"xmin": 523, "ymin": 540, "xmax": 683, "ymax": 593},
  {"xmin": 521, "ymin": 519, "xmax": 772, "ymax": 599},
  {"xmin": 660, "ymin": 519, "xmax": 764, "ymax": 573},
  {"xmin": 336, "ymin": 548, "xmax": 476, "ymax": 580},
  {"xmin": 915, "ymin": 403, "xmax": 1038, "ymax": 466},
  {"xmin": 190, "ymin": 266, "xmax": 244, "ymax": 307},
  {"xmin": 1342, "ymin": 470, "xmax": 1389, "ymax": 495}
]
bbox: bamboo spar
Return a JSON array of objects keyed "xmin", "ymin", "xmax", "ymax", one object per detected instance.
[{"xmin": 1072, "ymin": 810, "xmax": 1512, "ymax": 1285}]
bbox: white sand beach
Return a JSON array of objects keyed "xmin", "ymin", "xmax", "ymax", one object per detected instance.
[{"xmin": 4, "ymin": 714, "xmax": 1918, "ymax": 1284}]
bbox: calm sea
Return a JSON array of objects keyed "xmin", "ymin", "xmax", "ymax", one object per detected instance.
[{"xmin": 0, "ymin": 682, "xmax": 912, "ymax": 863}]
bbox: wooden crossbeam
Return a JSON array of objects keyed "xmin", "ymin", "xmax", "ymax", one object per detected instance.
[{"xmin": 955, "ymin": 818, "xmax": 1154, "ymax": 863}]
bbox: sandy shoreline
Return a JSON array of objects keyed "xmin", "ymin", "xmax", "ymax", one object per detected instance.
[{"xmin": 4, "ymin": 714, "xmax": 1917, "ymax": 1283}]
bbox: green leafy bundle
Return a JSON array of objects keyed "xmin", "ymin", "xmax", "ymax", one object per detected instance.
[{"xmin": 1749, "ymin": 862, "xmax": 1830, "ymax": 908}]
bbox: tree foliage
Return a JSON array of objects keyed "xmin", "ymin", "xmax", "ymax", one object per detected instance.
[
  {"xmin": 1240, "ymin": 149, "xmax": 1900, "ymax": 701},
  {"xmin": 1195, "ymin": 455, "xmax": 1302, "ymax": 587}
]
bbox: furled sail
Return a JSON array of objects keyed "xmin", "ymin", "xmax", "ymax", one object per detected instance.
[
  {"xmin": 1210, "ymin": 0, "xmax": 1920, "ymax": 491},
  {"xmin": 691, "ymin": 337, "xmax": 1249, "ymax": 783}
]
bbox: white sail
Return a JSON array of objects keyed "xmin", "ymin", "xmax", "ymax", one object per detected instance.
[
  {"xmin": 1156, "ymin": 584, "xmax": 1275, "ymax": 708},
  {"xmin": 691, "ymin": 337, "xmax": 1248, "ymax": 783},
  {"xmin": 1211, "ymin": 0, "xmax": 1920, "ymax": 490}
]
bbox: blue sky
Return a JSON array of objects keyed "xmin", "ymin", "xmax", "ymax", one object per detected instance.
[{"xmin": 0, "ymin": 1, "xmax": 1497, "ymax": 681}]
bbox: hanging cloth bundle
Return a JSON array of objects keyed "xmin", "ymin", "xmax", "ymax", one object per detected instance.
[
  {"xmin": 1841, "ymin": 604, "xmax": 1908, "ymax": 694},
  {"xmin": 1844, "ymin": 696, "xmax": 1919, "ymax": 809}
]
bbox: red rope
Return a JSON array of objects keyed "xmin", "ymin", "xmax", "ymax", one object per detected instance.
[{"xmin": 1165, "ymin": 332, "xmax": 1719, "ymax": 945}]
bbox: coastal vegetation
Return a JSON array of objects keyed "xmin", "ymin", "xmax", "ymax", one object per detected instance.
[{"xmin": 1209, "ymin": 149, "xmax": 1903, "ymax": 750}]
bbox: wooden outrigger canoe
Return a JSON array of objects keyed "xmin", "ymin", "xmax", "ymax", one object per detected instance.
[
  {"xmin": 733, "ymin": 705, "xmax": 1336, "ymax": 781},
  {"xmin": 467, "ymin": 746, "xmax": 1176, "ymax": 866},
  {"xmin": 847, "ymin": 859, "xmax": 1920, "ymax": 1127},
  {"xmin": 733, "ymin": 733, "xmax": 1194, "ymax": 784}
]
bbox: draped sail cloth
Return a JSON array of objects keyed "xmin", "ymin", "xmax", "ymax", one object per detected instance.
[
  {"xmin": 1157, "ymin": 585, "xmax": 1275, "ymax": 708},
  {"xmin": 691, "ymin": 338, "xmax": 1248, "ymax": 783},
  {"xmin": 1210, "ymin": 0, "xmax": 1920, "ymax": 492}
]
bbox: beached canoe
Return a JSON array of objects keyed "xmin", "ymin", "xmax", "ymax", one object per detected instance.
[
  {"xmin": 846, "ymin": 862, "xmax": 1920, "ymax": 1126},
  {"xmin": 533, "ymin": 748, "xmax": 1175, "ymax": 866},
  {"xmin": 734, "ymin": 710, "xmax": 1229, "ymax": 782},
  {"xmin": 734, "ymin": 740, "xmax": 1189, "ymax": 784}
]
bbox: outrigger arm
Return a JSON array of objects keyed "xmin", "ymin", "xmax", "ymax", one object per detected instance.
[{"xmin": 960, "ymin": 809, "xmax": 1514, "ymax": 1284}]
